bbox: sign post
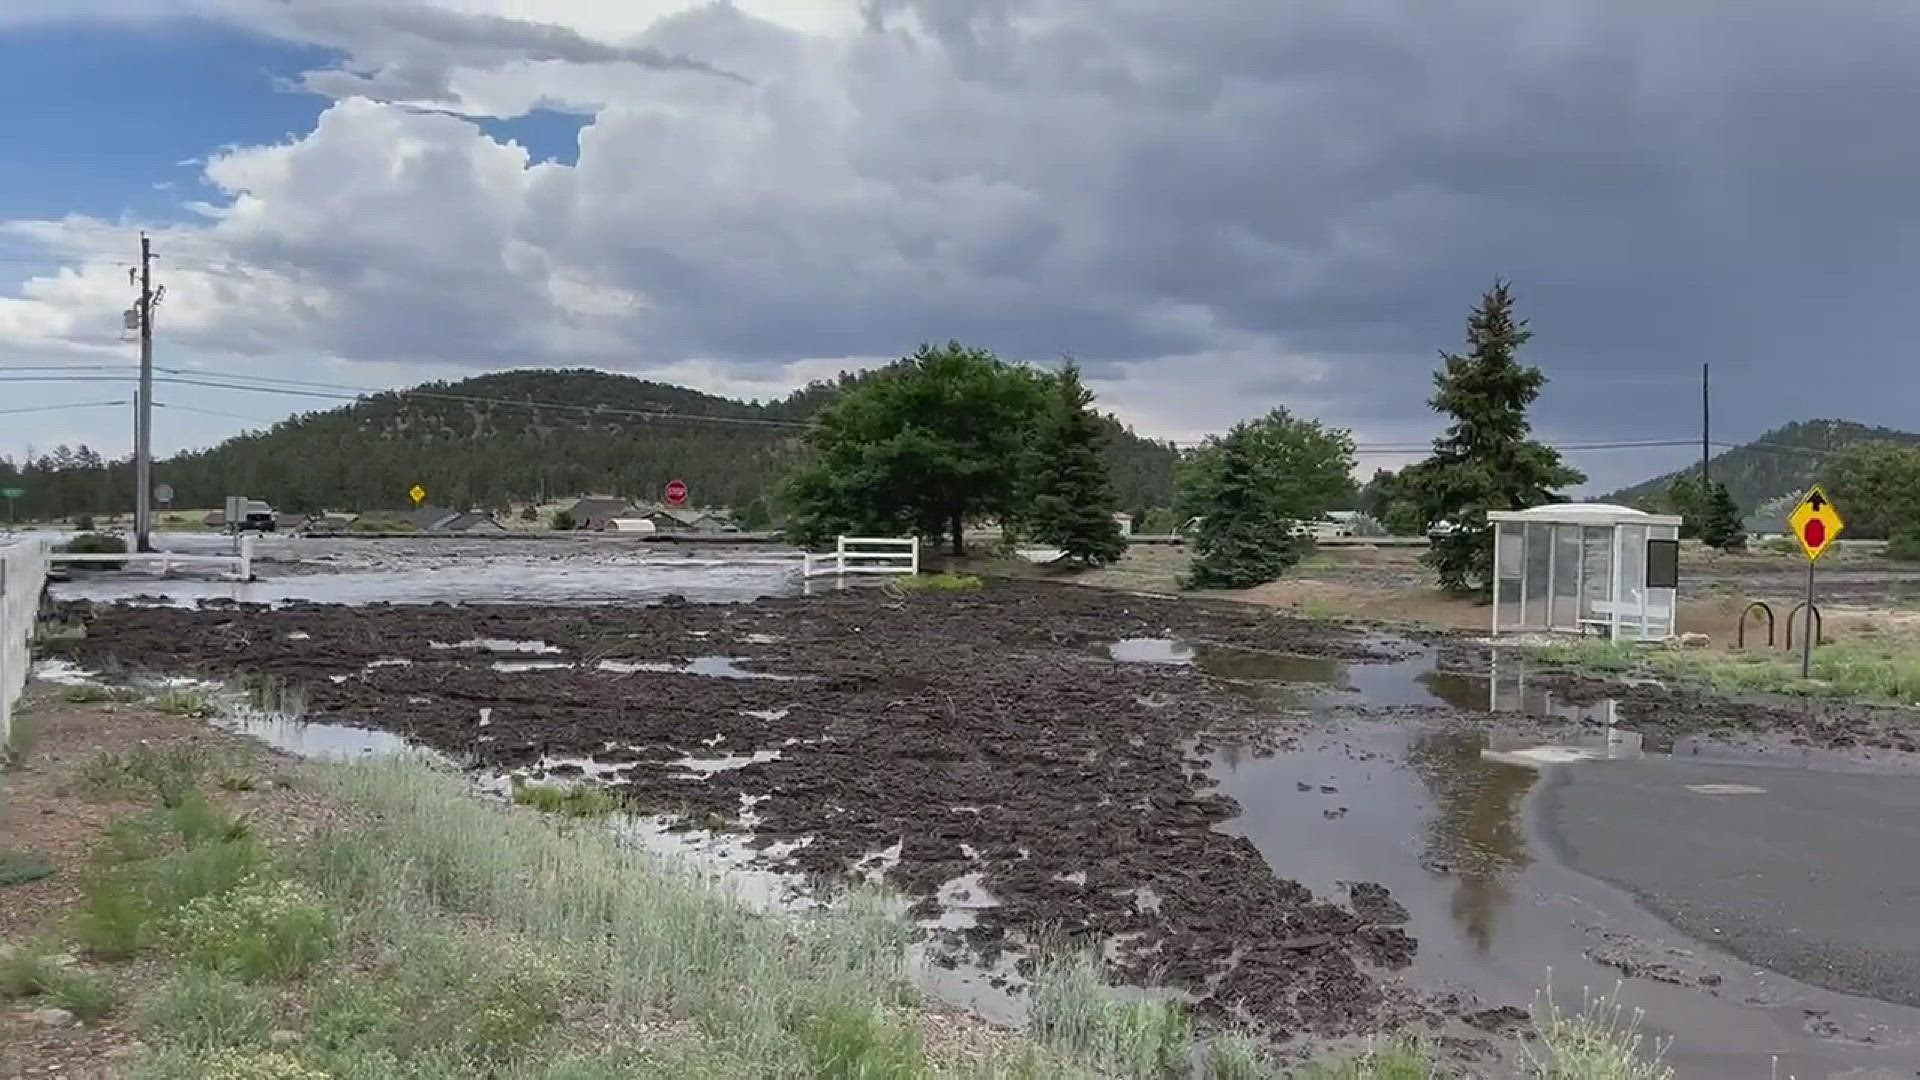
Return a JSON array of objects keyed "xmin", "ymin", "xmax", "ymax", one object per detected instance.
[
  {"xmin": 1787, "ymin": 485, "xmax": 1846, "ymax": 679},
  {"xmin": 0, "ymin": 488, "xmax": 22, "ymax": 531},
  {"xmin": 409, "ymin": 485, "xmax": 428, "ymax": 508},
  {"xmin": 664, "ymin": 479, "xmax": 689, "ymax": 508}
]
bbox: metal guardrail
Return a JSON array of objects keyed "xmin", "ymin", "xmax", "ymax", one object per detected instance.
[
  {"xmin": 1, "ymin": 539, "xmax": 50, "ymax": 750},
  {"xmin": 802, "ymin": 536, "xmax": 919, "ymax": 578}
]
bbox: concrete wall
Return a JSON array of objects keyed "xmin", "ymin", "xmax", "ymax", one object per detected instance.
[{"xmin": 1, "ymin": 539, "xmax": 49, "ymax": 749}]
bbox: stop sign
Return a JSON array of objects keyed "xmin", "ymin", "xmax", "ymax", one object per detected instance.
[{"xmin": 664, "ymin": 479, "xmax": 689, "ymax": 507}]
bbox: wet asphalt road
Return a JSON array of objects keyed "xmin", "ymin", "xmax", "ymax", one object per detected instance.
[{"xmin": 1538, "ymin": 757, "xmax": 1920, "ymax": 1008}]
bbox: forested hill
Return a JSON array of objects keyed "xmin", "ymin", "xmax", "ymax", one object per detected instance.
[
  {"xmin": 1604, "ymin": 419, "xmax": 1920, "ymax": 512},
  {"xmin": 3, "ymin": 368, "xmax": 1179, "ymax": 517}
]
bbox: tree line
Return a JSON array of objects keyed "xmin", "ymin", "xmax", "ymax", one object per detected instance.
[{"xmin": 0, "ymin": 368, "xmax": 1177, "ymax": 524}]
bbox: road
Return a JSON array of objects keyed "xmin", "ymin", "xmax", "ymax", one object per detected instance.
[{"xmin": 1538, "ymin": 755, "xmax": 1920, "ymax": 1008}]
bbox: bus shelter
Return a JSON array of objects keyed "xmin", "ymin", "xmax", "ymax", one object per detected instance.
[{"xmin": 1485, "ymin": 504, "xmax": 1683, "ymax": 643}]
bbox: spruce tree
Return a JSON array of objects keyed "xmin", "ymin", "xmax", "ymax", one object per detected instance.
[
  {"xmin": 1410, "ymin": 282, "xmax": 1584, "ymax": 595},
  {"xmin": 1185, "ymin": 424, "xmax": 1303, "ymax": 588},
  {"xmin": 1024, "ymin": 363, "xmax": 1128, "ymax": 565},
  {"xmin": 1698, "ymin": 479, "xmax": 1746, "ymax": 551}
]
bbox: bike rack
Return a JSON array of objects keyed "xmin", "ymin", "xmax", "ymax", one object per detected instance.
[
  {"xmin": 1737, "ymin": 601, "xmax": 1775, "ymax": 649},
  {"xmin": 1785, "ymin": 602, "xmax": 1824, "ymax": 650}
]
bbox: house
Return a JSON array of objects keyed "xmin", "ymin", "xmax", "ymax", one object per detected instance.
[
  {"xmin": 434, "ymin": 511, "xmax": 505, "ymax": 535},
  {"xmin": 566, "ymin": 496, "xmax": 640, "ymax": 531},
  {"xmin": 653, "ymin": 507, "xmax": 734, "ymax": 532}
]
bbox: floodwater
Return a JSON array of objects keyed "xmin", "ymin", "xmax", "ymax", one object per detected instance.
[
  {"xmin": 42, "ymin": 531, "xmax": 803, "ymax": 606},
  {"xmin": 1199, "ymin": 651, "xmax": 1920, "ymax": 1078}
]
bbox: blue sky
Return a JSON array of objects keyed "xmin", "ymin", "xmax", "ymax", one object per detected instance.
[
  {"xmin": 5, "ymin": 1, "xmax": 1920, "ymax": 494},
  {"xmin": 0, "ymin": 20, "xmax": 334, "ymax": 223}
]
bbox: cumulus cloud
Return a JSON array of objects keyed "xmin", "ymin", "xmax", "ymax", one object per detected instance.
[{"xmin": 5, "ymin": 0, "xmax": 1920, "ymax": 486}]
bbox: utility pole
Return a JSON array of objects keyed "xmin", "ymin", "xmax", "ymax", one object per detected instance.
[
  {"xmin": 1700, "ymin": 361, "xmax": 1710, "ymax": 485},
  {"xmin": 132, "ymin": 233, "xmax": 160, "ymax": 553}
]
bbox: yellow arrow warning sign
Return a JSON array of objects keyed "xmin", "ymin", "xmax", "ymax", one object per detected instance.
[{"xmin": 1787, "ymin": 485, "xmax": 1845, "ymax": 562}]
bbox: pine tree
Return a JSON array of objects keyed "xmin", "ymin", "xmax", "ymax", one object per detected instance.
[
  {"xmin": 1698, "ymin": 479, "xmax": 1746, "ymax": 551},
  {"xmin": 1185, "ymin": 425, "xmax": 1304, "ymax": 588},
  {"xmin": 1024, "ymin": 363, "xmax": 1128, "ymax": 565},
  {"xmin": 1409, "ymin": 282, "xmax": 1584, "ymax": 595}
]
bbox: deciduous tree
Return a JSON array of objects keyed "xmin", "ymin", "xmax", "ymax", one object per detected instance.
[{"xmin": 782, "ymin": 342, "xmax": 1050, "ymax": 555}]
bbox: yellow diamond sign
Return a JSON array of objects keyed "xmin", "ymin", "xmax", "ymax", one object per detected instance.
[
  {"xmin": 1787, "ymin": 485, "xmax": 1844, "ymax": 562},
  {"xmin": 408, "ymin": 484, "xmax": 427, "ymax": 507}
]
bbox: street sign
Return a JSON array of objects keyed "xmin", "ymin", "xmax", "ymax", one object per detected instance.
[
  {"xmin": 409, "ymin": 484, "xmax": 427, "ymax": 507},
  {"xmin": 1788, "ymin": 485, "xmax": 1845, "ymax": 563},
  {"xmin": 664, "ymin": 479, "xmax": 689, "ymax": 507},
  {"xmin": 0, "ymin": 488, "xmax": 22, "ymax": 500},
  {"xmin": 154, "ymin": 483, "xmax": 174, "ymax": 506}
]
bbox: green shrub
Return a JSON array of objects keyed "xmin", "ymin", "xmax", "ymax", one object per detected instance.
[
  {"xmin": 74, "ymin": 811, "xmax": 268, "ymax": 960},
  {"xmin": 0, "ymin": 947, "xmax": 117, "ymax": 1020},
  {"xmin": 1886, "ymin": 530, "xmax": 1920, "ymax": 562},
  {"xmin": 75, "ymin": 743, "xmax": 211, "ymax": 806},
  {"xmin": 0, "ymin": 851, "xmax": 56, "ymax": 887},
  {"xmin": 139, "ymin": 968, "xmax": 273, "ymax": 1051},
  {"xmin": 150, "ymin": 687, "xmax": 217, "ymax": 719},
  {"xmin": 511, "ymin": 782, "xmax": 622, "ymax": 817},
  {"xmin": 60, "ymin": 531, "xmax": 127, "ymax": 569},
  {"xmin": 550, "ymin": 509, "xmax": 577, "ymax": 531},
  {"xmin": 165, "ymin": 878, "xmax": 335, "ymax": 980},
  {"xmin": 59, "ymin": 684, "xmax": 138, "ymax": 705}
]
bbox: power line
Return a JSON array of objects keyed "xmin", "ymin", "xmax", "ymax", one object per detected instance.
[
  {"xmin": 152, "ymin": 401, "xmax": 282, "ymax": 426},
  {"xmin": 0, "ymin": 398, "xmax": 131, "ymax": 417}
]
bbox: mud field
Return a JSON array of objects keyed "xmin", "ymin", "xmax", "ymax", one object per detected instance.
[{"xmin": 49, "ymin": 580, "xmax": 1920, "ymax": 1058}]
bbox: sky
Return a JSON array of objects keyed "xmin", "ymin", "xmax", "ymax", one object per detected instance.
[{"xmin": 4, "ymin": 1, "xmax": 1919, "ymax": 493}]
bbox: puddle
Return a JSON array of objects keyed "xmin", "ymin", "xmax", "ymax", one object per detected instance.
[
  {"xmin": 1112, "ymin": 637, "xmax": 1628, "ymax": 724},
  {"xmin": 433, "ymin": 638, "xmax": 563, "ymax": 654},
  {"xmin": 668, "ymin": 750, "xmax": 783, "ymax": 778},
  {"xmin": 32, "ymin": 659, "xmax": 98, "ymax": 686},
  {"xmin": 1208, "ymin": 722, "xmax": 1920, "ymax": 1077},
  {"xmin": 491, "ymin": 660, "xmax": 574, "ymax": 673},
  {"xmin": 217, "ymin": 713, "xmax": 412, "ymax": 759},
  {"xmin": 595, "ymin": 656, "xmax": 803, "ymax": 680}
]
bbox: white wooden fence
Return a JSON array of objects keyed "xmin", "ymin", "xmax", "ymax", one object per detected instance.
[
  {"xmin": 1, "ymin": 539, "xmax": 50, "ymax": 751},
  {"xmin": 46, "ymin": 533, "xmax": 255, "ymax": 581},
  {"xmin": 801, "ymin": 536, "xmax": 920, "ymax": 578}
]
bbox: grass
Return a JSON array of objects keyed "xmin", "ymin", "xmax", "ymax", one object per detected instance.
[
  {"xmin": 1294, "ymin": 595, "xmax": 1344, "ymax": 621},
  {"xmin": 150, "ymin": 686, "xmax": 217, "ymax": 718},
  {"xmin": 1521, "ymin": 635, "xmax": 1920, "ymax": 705},
  {"xmin": 58, "ymin": 683, "xmax": 140, "ymax": 705},
  {"xmin": 1523, "ymin": 984, "xmax": 1674, "ymax": 1080},
  {"xmin": 0, "ymin": 945, "xmax": 118, "ymax": 1020},
  {"xmin": 509, "ymin": 781, "xmax": 624, "ymax": 817},
  {"xmin": 893, "ymin": 572, "xmax": 984, "ymax": 593},
  {"xmin": 75, "ymin": 744, "xmax": 210, "ymax": 806},
  {"xmin": 21, "ymin": 736, "xmax": 1684, "ymax": 1077},
  {"xmin": 1299, "ymin": 1036, "xmax": 1432, "ymax": 1079},
  {"xmin": 1027, "ymin": 949, "xmax": 1192, "ymax": 1076}
]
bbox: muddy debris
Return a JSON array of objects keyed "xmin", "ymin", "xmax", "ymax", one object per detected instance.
[{"xmin": 59, "ymin": 581, "xmax": 1428, "ymax": 1037}]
